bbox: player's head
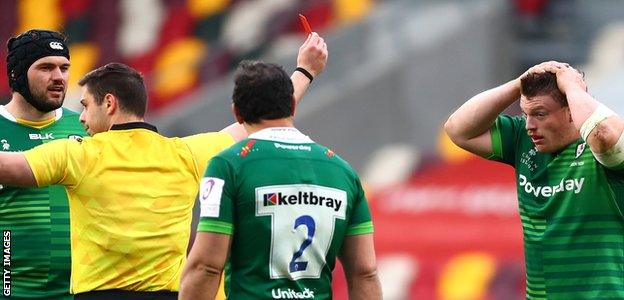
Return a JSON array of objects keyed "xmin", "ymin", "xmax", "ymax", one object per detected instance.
[
  {"xmin": 6, "ymin": 29, "xmax": 70, "ymax": 112},
  {"xmin": 232, "ymin": 61, "xmax": 294, "ymax": 124},
  {"xmin": 77, "ymin": 63, "xmax": 147, "ymax": 135},
  {"xmin": 520, "ymin": 72, "xmax": 578, "ymax": 153}
]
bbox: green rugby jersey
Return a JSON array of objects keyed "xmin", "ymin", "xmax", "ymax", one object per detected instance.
[
  {"xmin": 197, "ymin": 127, "xmax": 373, "ymax": 299},
  {"xmin": 0, "ymin": 106, "xmax": 85, "ymax": 299},
  {"xmin": 489, "ymin": 115, "xmax": 624, "ymax": 299}
]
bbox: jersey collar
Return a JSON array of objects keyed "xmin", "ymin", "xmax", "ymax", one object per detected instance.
[
  {"xmin": 0, "ymin": 105, "xmax": 63, "ymax": 122},
  {"xmin": 248, "ymin": 127, "xmax": 313, "ymax": 144},
  {"xmin": 110, "ymin": 122, "xmax": 158, "ymax": 132}
]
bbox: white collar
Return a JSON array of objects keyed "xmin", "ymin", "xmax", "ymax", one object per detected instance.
[
  {"xmin": 0, "ymin": 105, "xmax": 63, "ymax": 123},
  {"xmin": 248, "ymin": 127, "xmax": 314, "ymax": 144}
]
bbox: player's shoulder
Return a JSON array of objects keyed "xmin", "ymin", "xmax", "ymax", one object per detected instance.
[
  {"xmin": 216, "ymin": 138, "xmax": 253, "ymax": 157},
  {"xmin": 61, "ymin": 107, "xmax": 80, "ymax": 116},
  {"xmin": 315, "ymin": 144, "xmax": 359, "ymax": 175},
  {"xmin": 497, "ymin": 114, "xmax": 526, "ymax": 127},
  {"xmin": 59, "ymin": 107, "xmax": 82, "ymax": 123}
]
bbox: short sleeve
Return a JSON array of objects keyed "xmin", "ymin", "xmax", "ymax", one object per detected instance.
[
  {"xmin": 346, "ymin": 176, "xmax": 374, "ymax": 236},
  {"xmin": 182, "ymin": 132, "xmax": 235, "ymax": 178},
  {"xmin": 197, "ymin": 156, "xmax": 235, "ymax": 235},
  {"xmin": 486, "ymin": 115, "xmax": 524, "ymax": 165},
  {"xmin": 23, "ymin": 139, "xmax": 84, "ymax": 188}
]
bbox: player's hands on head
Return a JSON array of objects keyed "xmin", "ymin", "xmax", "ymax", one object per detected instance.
[
  {"xmin": 521, "ymin": 61, "xmax": 570, "ymax": 79},
  {"xmin": 297, "ymin": 32, "xmax": 328, "ymax": 77},
  {"xmin": 545, "ymin": 64, "xmax": 587, "ymax": 94}
]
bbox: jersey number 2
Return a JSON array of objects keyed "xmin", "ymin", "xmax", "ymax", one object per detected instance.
[{"xmin": 289, "ymin": 215, "xmax": 315, "ymax": 272}]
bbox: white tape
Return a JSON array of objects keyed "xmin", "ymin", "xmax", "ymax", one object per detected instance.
[
  {"xmin": 593, "ymin": 130, "xmax": 624, "ymax": 168},
  {"xmin": 580, "ymin": 104, "xmax": 615, "ymax": 141}
]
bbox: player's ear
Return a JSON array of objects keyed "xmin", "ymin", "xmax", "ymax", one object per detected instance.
[
  {"xmin": 231, "ymin": 103, "xmax": 244, "ymax": 124},
  {"xmin": 291, "ymin": 96, "xmax": 296, "ymax": 117}
]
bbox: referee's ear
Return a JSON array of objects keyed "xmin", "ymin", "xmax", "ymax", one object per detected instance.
[{"xmin": 103, "ymin": 93, "xmax": 118, "ymax": 116}]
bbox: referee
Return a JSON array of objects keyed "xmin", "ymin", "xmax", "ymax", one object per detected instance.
[{"xmin": 0, "ymin": 33, "xmax": 327, "ymax": 300}]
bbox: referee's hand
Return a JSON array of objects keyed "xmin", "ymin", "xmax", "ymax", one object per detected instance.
[{"xmin": 297, "ymin": 32, "xmax": 328, "ymax": 78}]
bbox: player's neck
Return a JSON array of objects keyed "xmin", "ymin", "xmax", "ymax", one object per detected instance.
[
  {"xmin": 244, "ymin": 118, "xmax": 294, "ymax": 135},
  {"xmin": 5, "ymin": 93, "xmax": 56, "ymax": 121}
]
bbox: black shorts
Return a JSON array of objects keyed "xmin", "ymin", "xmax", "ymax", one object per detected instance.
[{"xmin": 74, "ymin": 289, "xmax": 178, "ymax": 300}]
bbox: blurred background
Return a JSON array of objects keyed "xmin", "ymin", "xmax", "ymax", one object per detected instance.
[{"xmin": 2, "ymin": 0, "xmax": 624, "ymax": 299}]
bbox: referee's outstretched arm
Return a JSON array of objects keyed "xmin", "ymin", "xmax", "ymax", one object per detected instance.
[{"xmin": 0, "ymin": 152, "xmax": 37, "ymax": 187}]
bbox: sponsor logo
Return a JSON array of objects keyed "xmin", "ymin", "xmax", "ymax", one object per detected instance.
[
  {"xmin": 520, "ymin": 147, "xmax": 538, "ymax": 172},
  {"xmin": 68, "ymin": 135, "xmax": 83, "ymax": 142},
  {"xmin": 575, "ymin": 142, "xmax": 586, "ymax": 159},
  {"xmin": 274, "ymin": 142, "xmax": 311, "ymax": 151},
  {"xmin": 262, "ymin": 191, "xmax": 343, "ymax": 212},
  {"xmin": 518, "ymin": 174, "xmax": 585, "ymax": 197},
  {"xmin": 28, "ymin": 133, "xmax": 54, "ymax": 140},
  {"xmin": 528, "ymin": 148, "xmax": 537, "ymax": 156},
  {"xmin": 264, "ymin": 193, "xmax": 278, "ymax": 205},
  {"xmin": 49, "ymin": 41, "xmax": 64, "ymax": 50},
  {"xmin": 3, "ymin": 230, "xmax": 10, "ymax": 296},
  {"xmin": 271, "ymin": 288, "xmax": 315, "ymax": 299},
  {"xmin": 0, "ymin": 140, "xmax": 9, "ymax": 151},
  {"xmin": 571, "ymin": 142, "xmax": 587, "ymax": 166}
]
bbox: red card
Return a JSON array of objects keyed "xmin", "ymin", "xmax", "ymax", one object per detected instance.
[{"xmin": 298, "ymin": 14, "xmax": 312, "ymax": 34}]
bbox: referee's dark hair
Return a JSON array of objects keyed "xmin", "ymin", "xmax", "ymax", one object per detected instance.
[
  {"xmin": 232, "ymin": 60, "xmax": 294, "ymax": 124},
  {"xmin": 78, "ymin": 63, "xmax": 147, "ymax": 117}
]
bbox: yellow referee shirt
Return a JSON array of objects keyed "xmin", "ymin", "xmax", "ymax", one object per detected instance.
[{"xmin": 24, "ymin": 122, "xmax": 233, "ymax": 294}]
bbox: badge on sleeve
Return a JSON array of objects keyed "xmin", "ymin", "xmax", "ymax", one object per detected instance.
[{"xmin": 199, "ymin": 177, "xmax": 225, "ymax": 217}]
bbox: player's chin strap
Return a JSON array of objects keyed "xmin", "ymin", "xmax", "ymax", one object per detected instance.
[{"xmin": 581, "ymin": 104, "xmax": 624, "ymax": 168}]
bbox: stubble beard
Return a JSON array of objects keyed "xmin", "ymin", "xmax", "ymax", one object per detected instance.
[{"xmin": 27, "ymin": 84, "xmax": 65, "ymax": 113}]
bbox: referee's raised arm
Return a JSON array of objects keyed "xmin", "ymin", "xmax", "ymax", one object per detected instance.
[{"xmin": 220, "ymin": 32, "xmax": 328, "ymax": 142}]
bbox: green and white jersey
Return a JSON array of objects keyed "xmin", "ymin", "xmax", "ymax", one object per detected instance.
[
  {"xmin": 0, "ymin": 106, "xmax": 86, "ymax": 299},
  {"xmin": 198, "ymin": 127, "xmax": 373, "ymax": 300},
  {"xmin": 489, "ymin": 115, "xmax": 624, "ymax": 299}
]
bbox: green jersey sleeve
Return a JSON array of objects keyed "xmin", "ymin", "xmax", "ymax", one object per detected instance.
[
  {"xmin": 346, "ymin": 176, "xmax": 374, "ymax": 235},
  {"xmin": 197, "ymin": 156, "xmax": 235, "ymax": 235},
  {"xmin": 487, "ymin": 115, "xmax": 524, "ymax": 165}
]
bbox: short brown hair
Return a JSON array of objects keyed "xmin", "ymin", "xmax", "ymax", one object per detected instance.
[
  {"xmin": 78, "ymin": 63, "xmax": 147, "ymax": 117},
  {"xmin": 521, "ymin": 72, "xmax": 567, "ymax": 106}
]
